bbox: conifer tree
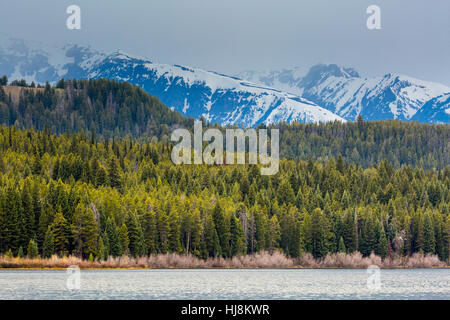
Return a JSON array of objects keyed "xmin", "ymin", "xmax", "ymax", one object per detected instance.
[
  {"xmin": 108, "ymin": 156, "xmax": 122, "ymax": 190},
  {"xmin": 17, "ymin": 246, "xmax": 24, "ymax": 258},
  {"xmin": 168, "ymin": 206, "xmax": 182, "ymax": 253},
  {"xmin": 267, "ymin": 215, "xmax": 281, "ymax": 253},
  {"xmin": 157, "ymin": 209, "xmax": 169, "ymax": 254},
  {"xmin": 97, "ymin": 236, "xmax": 105, "ymax": 261},
  {"xmin": 338, "ymin": 237, "xmax": 346, "ymax": 253},
  {"xmin": 212, "ymin": 202, "xmax": 229, "ymax": 257},
  {"xmin": 27, "ymin": 239, "xmax": 39, "ymax": 258},
  {"xmin": 277, "ymin": 179, "xmax": 295, "ymax": 205},
  {"xmin": 42, "ymin": 227, "xmax": 55, "ymax": 258},
  {"xmin": 423, "ymin": 212, "xmax": 436, "ymax": 254},
  {"xmin": 3, "ymin": 187, "xmax": 21, "ymax": 254},
  {"xmin": 119, "ymin": 223, "xmax": 130, "ymax": 255},
  {"xmin": 72, "ymin": 204, "xmax": 99, "ymax": 258},
  {"xmin": 142, "ymin": 209, "xmax": 158, "ymax": 255},
  {"xmin": 343, "ymin": 211, "xmax": 357, "ymax": 252},
  {"xmin": 376, "ymin": 227, "xmax": 388, "ymax": 259},
  {"xmin": 230, "ymin": 215, "xmax": 245, "ymax": 256},
  {"xmin": 105, "ymin": 217, "xmax": 122, "ymax": 257},
  {"xmin": 51, "ymin": 209, "xmax": 69, "ymax": 256},
  {"xmin": 127, "ymin": 214, "xmax": 147, "ymax": 257}
]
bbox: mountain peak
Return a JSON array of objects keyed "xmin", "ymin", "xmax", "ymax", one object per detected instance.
[{"xmin": 307, "ymin": 63, "xmax": 359, "ymax": 79}]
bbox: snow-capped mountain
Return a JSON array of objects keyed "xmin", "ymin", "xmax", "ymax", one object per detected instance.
[
  {"xmin": 237, "ymin": 67, "xmax": 308, "ymax": 95},
  {"xmin": 0, "ymin": 35, "xmax": 344, "ymax": 127},
  {"xmin": 237, "ymin": 64, "xmax": 450, "ymax": 122},
  {"xmin": 411, "ymin": 93, "xmax": 450, "ymax": 124}
]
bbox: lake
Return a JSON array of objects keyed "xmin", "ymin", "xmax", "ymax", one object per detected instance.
[{"xmin": 0, "ymin": 269, "xmax": 448, "ymax": 299}]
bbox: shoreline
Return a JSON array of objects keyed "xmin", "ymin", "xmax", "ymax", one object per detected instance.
[
  {"xmin": 1, "ymin": 266, "xmax": 449, "ymax": 271},
  {"xmin": 1, "ymin": 251, "xmax": 448, "ymax": 270}
]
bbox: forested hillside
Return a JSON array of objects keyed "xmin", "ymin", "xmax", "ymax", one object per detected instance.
[
  {"xmin": 273, "ymin": 119, "xmax": 450, "ymax": 169},
  {"xmin": 0, "ymin": 78, "xmax": 193, "ymax": 140},
  {"xmin": 0, "ymin": 126, "xmax": 448, "ymax": 261},
  {"xmin": 1, "ymin": 78, "xmax": 449, "ymax": 169}
]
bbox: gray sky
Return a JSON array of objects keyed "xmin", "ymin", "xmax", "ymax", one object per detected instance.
[{"xmin": 1, "ymin": 0, "xmax": 449, "ymax": 85}]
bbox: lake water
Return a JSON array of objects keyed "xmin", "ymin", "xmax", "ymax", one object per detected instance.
[{"xmin": 0, "ymin": 269, "xmax": 448, "ymax": 300}]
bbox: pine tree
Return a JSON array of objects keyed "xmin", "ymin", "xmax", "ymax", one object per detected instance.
[
  {"xmin": 267, "ymin": 215, "xmax": 281, "ymax": 253},
  {"xmin": 360, "ymin": 215, "xmax": 377, "ymax": 256},
  {"xmin": 21, "ymin": 180, "xmax": 35, "ymax": 247},
  {"xmin": 105, "ymin": 217, "xmax": 122, "ymax": 257},
  {"xmin": 72, "ymin": 204, "xmax": 99, "ymax": 259},
  {"xmin": 203, "ymin": 214, "xmax": 217, "ymax": 258},
  {"xmin": 107, "ymin": 156, "xmax": 122, "ymax": 190},
  {"xmin": 213, "ymin": 229, "xmax": 222, "ymax": 257},
  {"xmin": 118, "ymin": 223, "xmax": 130, "ymax": 255},
  {"xmin": 51, "ymin": 209, "xmax": 69, "ymax": 257},
  {"xmin": 338, "ymin": 237, "xmax": 346, "ymax": 253},
  {"xmin": 27, "ymin": 239, "xmax": 39, "ymax": 258},
  {"xmin": 3, "ymin": 187, "xmax": 21, "ymax": 254},
  {"xmin": 423, "ymin": 212, "xmax": 436, "ymax": 254},
  {"xmin": 343, "ymin": 210, "xmax": 357, "ymax": 252},
  {"xmin": 127, "ymin": 214, "xmax": 147, "ymax": 257},
  {"xmin": 17, "ymin": 246, "xmax": 24, "ymax": 258},
  {"xmin": 376, "ymin": 227, "xmax": 388, "ymax": 259},
  {"xmin": 97, "ymin": 236, "xmax": 105, "ymax": 261},
  {"xmin": 168, "ymin": 206, "xmax": 182, "ymax": 253},
  {"xmin": 96, "ymin": 166, "xmax": 107, "ymax": 187},
  {"xmin": 230, "ymin": 215, "xmax": 245, "ymax": 256},
  {"xmin": 42, "ymin": 226, "xmax": 55, "ymax": 258},
  {"xmin": 142, "ymin": 209, "xmax": 158, "ymax": 255},
  {"xmin": 302, "ymin": 208, "xmax": 331, "ymax": 258},
  {"xmin": 212, "ymin": 202, "xmax": 229, "ymax": 257},
  {"xmin": 157, "ymin": 209, "xmax": 169, "ymax": 254},
  {"xmin": 277, "ymin": 179, "xmax": 295, "ymax": 205}
]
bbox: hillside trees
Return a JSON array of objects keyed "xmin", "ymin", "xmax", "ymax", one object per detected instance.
[{"xmin": 0, "ymin": 124, "xmax": 448, "ymax": 262}]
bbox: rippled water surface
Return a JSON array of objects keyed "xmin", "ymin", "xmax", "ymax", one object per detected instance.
[{"xmin": 0, "ymin": 269, "xmax": 448, "ymax": 299}]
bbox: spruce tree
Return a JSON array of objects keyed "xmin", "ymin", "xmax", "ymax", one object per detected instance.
[
  {"xmin": 230, "ymin": 215, "xmax": 246, "ymax": 256},
  {"xmin": 157, "ymin": 209, "xmax": 169, "ymax": 254},
  {"xmin": 105, "ymin": 217, "xmax": 122, "ymax": 257},
  {"xmin": 268, "ymin": 215, "xmax": 281, "ymax": 253},
  {"xmin": 72, "ymin": 204, "xmax": 99, "ymax": 259},
  {"xmin": 168, "ymin": 206, "xmax": 182, "ymax": 253},
  {"xmin": 42, "ymin": 227, "xmax": 55, "ymax": 258},
  {"xmin": 107, "ymin": 156, "xmax": 122, "ymax": 190},
  {"xmin": 127, "ymin": 214, "xmax": 147, "ymax": 257},
  {"xmin": 142, "ymin": 209, "xmax": 157, "ymax": 255},
  {"xmin": 212, "ymin": 202, "xmax": 229, "ymax": 257},
  {"xmin": 27, "ymin": 239, "xmax": 39, "ymax": 258},
  {"xmin": 376, "ymin": 227, "xmax": 388, "ymax": 259},
  {"xmin": 51, "ymin": 209, "xmax": 69, "ymax": 257},
  {"xmin": 338, "ymin": 237, "xmax": 346, "ymax": 253},
  {"xmin": 423, "ymin": 212, "xmax": 436, "ymax": 254},
  {"xmin": 97, "ymin": 236, "xmax": 105, "ymax": 261},
  {"xmin": 17, "ymin": 246, "xmax": 24, "ymax": 258},
  {"xmin": 118, "ymin": 223, "xmax": 130, "ymax": 255}
]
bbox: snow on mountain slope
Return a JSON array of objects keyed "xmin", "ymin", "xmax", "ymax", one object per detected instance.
[
  {"xmin": 237, "ymin": 67, "xmax": 308, "ymax": 96},
  {"xmin": 87, "ymin": 52, "xmax": 345, "ymax": 127},
  {"xmin": 0, "ymin": 33, "xmax": 106, "ymax": 84},
  {"xmin": 0, "ymin": 35, "xmax": 345, "ymax": 127},
  {"xmin": 237, "ymin": 64, "xmax": 450, "ymax": 122},
  {"xmin": 411, "ymin": 93, "xmax": 450, "ymax": 124}
]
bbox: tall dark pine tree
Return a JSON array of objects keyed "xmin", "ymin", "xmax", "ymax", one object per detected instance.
[
  {"xmin": 108, "ymin": 156, "xmax": 122, "ymax": 190},
  {"xmin": 105, "ymin": 217, "xmax": 122, "ymax": 257}
]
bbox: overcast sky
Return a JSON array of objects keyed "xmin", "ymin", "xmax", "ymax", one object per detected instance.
[{"xmin": 1, "ymin": 0, "xmax": 449, "ymax": 85}]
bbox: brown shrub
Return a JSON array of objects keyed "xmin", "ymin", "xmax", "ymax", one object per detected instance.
[{"xmin": 0, "ymin": 251, "xmax": 447, "ymax": 269}]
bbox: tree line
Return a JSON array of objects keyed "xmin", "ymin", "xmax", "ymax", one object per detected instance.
[
  {"xmin": 1, "ymin": 77, "xmax": 449, "ymax": 170},
  {"xmin": 0, "ymin": 125, "xmax": 448, "ymax": 261},
  {"xmin": 0, "ymin": 77, "xmax": 194, "ymax": 141}
]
